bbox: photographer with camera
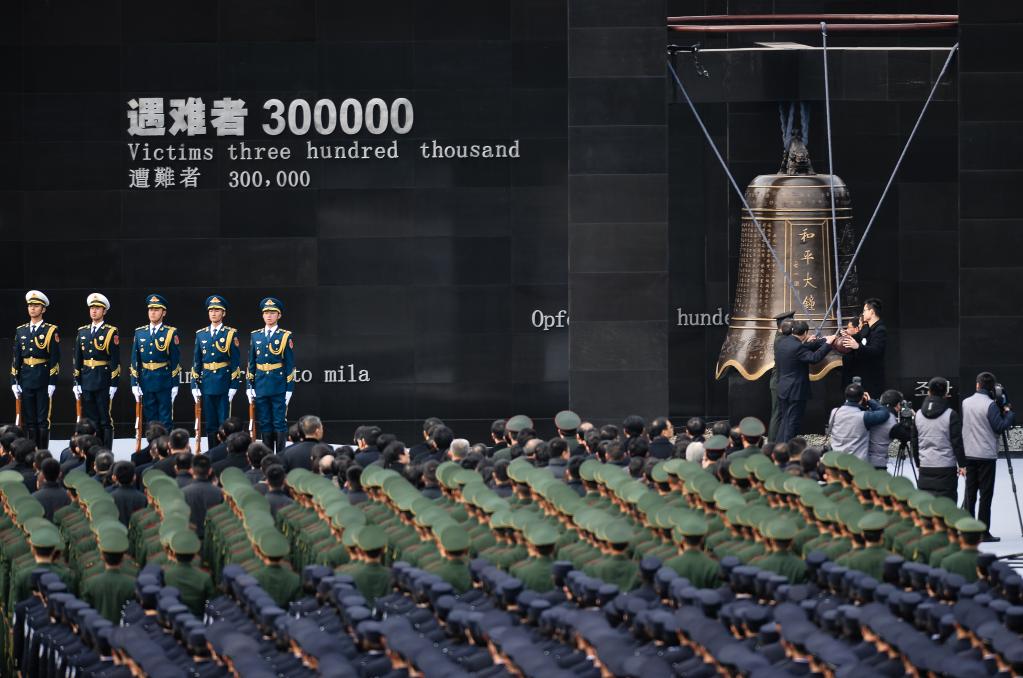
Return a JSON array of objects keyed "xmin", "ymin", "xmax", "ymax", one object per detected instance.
[
  {"xmin": 911, "ymin": 377, "xmax": 966, "ymax": 503},
  {"xmin": 826, "ymin": 381, "xmax": 891, "ymax": 466},
  {"xmin": 872, "ymin": 389, "xmax": 913, "ymax": 471},
  {"xmin": 962, "ymin": 371, "xmax": 1016, "ymax": 542}
]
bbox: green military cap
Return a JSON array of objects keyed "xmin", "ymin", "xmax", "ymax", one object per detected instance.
[
  {"xmin": 578, "ymin": 459, "xmax": 600, "ymax": 482},
  {"xmin": 871, "ymin": 471, "xmax": 893, "ymax": 496},
  {"xmin": 239, "ymin": 493, "xmax": 271, "ymax": 514},
  {"xmin": 88, "ymin": 501, "xmax": 119, "ymax": 523},
  {"xmin": 889, "ymin": 476, "xmax": 915, "ymax": 501},
  {"xmin": 704, "ymin": 435, "xmax": 729, "ymax": 453},
  {"xmin": 341, "ymin": 527, "xmax": 359, "ymax": 548},
  {"xmin": 798, "ymin": 490, "xmax": 827, "ymax": 508},
  {"xmin": 716, "ymin": 493, "xmax": 746, "ymax": 512},
  {"xmin": 617, "ymin": 480, "xmax": 647, "ymax": 504},
  {"xmin": 954, "ymin": 517, "xmax": 987, "ymax": 534},
  {"xmin": 490, "ymin": 510, "xmax": 515, "ymax": 529},
  {"xmin": 738, "ymin": 416, "xmax": 765, "ymax": 438},
  {"xmin": 675, "ymin": 514, "xmax": 709, "ymax": 537},
  {"xmin": 764, "ymin": 518, "xmax": 797, "ymax": 540},
  {"xmin": 98, "ymin": 527, "xmax": 130, "ymax": 554},
  {"xmin": 637, "ymin": 491, "xmax": 664, "ymax": 517},
  {"xmin": 602, "ymin": 521, "xmax": 632, "ymax": 545},
  {"xmin": 554, "ymin": 410, "xmax": 581, "ymax": 430},
  {"xmin": 284, "ymin": 468, "xmax": 312, "ymax": 491},
  {"xmin": 857, "ymin": 512, "xmax": 889, "ymax": 532},
  {"xmin": 907, "ymin": 491, "xmax": 936, "ymax": 515},
  {"xmin": 560, "ymin": 497, "xmax": 583, "ymax": 517},
  {"xmin": 478, "ymin": 494, "xmax": 508, "ymax": 515},
  {"xmin": 413, "ymin": 506, "xmax": 449, "ymax": 528},
  {"xmin": 506, "ymin": 459, "xmax": 531, "ymax": 484},
  {"xmin": 929, "ymin": 497, "xmax": 958, "ymax": 520},
  {"xmin": 846, "ymin": 458, "xmax": 873, "ymax": 478},
  {"xmin": 393, "ymin": 490, "xmax": 421, "ymax": 513},
  {"xmin": 382, "ymin": 475, "xmax": 412, "ymax": 497},
  {"xmin": 437, "ymin": 524, "xmax": 469, "ymax": 552},
  {"xmin": 506, "ymin": 414, "xmax": 534, "ymax": 434},
  {"xmin": 944, "ymin": 507, "xmax": 971, "ymax": 527},
  {"xmin": 169, "ymin": 530, "xmax": 201, "ymax": 555},
  {"xmin": 354, "ymin": 525, "xmax": 387, "ymax": 552},
  {"xmin": 255, "ymin": 530, "xmax": 289, "ymax": 558},
  {"xmin": 814, "ymin": 501, "xmax": 838, "ymax": 522},
  {"xmin": 220, "ymin": 465, "xmax": 248, "ymax": 487},
  {"xmin": 695, "ymin": 477, "xmax": 722, "ymax": 503},
  {"xmin": 360, "ymin": 464, "xmax": 380, "ymax": 485},
  {"xmin": 329, "ymin": 505, "xmax": 367, "ymax": 530},
  {"xmin": 159, "ymin": 521, "xmax": 188, "ymax": 546},
  {"xmin": 754, "ymin": 463, "xmax": 782, "ymax": 483},
  {"xmin": 649, "ymin": 462, "xmax": 670, "ymax": 484},
  {"xmin": 525, "ymin": 524, "xmax": 559, "ymax": 547},
  {"xmin": 61, "ymin": 468, "xmax": 87, "ymax": 489},
  {"xmin": 728, "ymin": 458, "xmax": 752, "ymax": 480},
  {"xmin": 837, "ymin": 501, "xmax": 865, "ymax": 526},
  {"xmin": 13, "ymin": 497, "xmax": 44, "ymax": 522},
  {"xmin": 820, "ymin": 451, "xmax": 842, "ymax": 468},
  {"xmin": 29, "ymin": 525, "xmax": 61, "ymax": 548},
  {"xmin": 652, "ymin": 505, "xmax": 680, "ymax": 529}
]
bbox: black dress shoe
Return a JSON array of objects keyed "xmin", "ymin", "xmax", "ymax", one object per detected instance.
[{"xmin": 982, "ymin": 533, "xmax": 1001, "ymax": 543}]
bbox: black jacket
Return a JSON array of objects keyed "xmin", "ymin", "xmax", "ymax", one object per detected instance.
[
  {"xmin": 842, "ymin": 319, "xmax": 887, "ymax": 393},
  {"xmin": 182, "ymin": 478, "xmax": 223, "ymax": 537},
  {"xmin": 32, "ymin": 482, "xmax": 70, "ymax": 521},
  {"xmin": 282, "ymin": 441, "xmax": 316, "ymax": 472},
  {"xmin": 774, "ymin": 335, "xmax": 833, "ymax": 401},
  {"xmin": 110, "ymin": 486, "xmax": 148, "ymax": 527},
  {"xmin": 648, "ymin": 437, "xmax": 674, "ymax": 459}
]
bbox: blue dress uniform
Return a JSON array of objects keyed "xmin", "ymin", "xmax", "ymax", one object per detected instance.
[
  {"xmin": 247, "ymin": 297, "xmax": 294, "ymax": 453},
  {"xmin": 10, "ymin": 290, "xmax": 60, "ymax": 449},
  {"xmin": 191, "ymin": 295, "xmax": 242, "ymax": 450},
  {"xmin": 73, "ymin": 293, "xmax": 121, "ymax": 447},
  {"xmin": 130, "ymin": 295, "xmax": 181, "ymax": 430}
]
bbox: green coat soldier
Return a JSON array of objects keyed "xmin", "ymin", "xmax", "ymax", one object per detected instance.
[
  {"xmin": 80, "ymin": 526, "xmax": 135, "ymax": 623},
  {"xmin": 251, "ymin": 529, "xmax": 301, "ymax": 608},
  {"xmin": 509, "ymin": 526, "xmax": 558, "ymax": 593},
  {"xmin": 940, "ymin": 518, "xmax": 986, "ymax": 583},
  {"xmin": 9, "ymin": 524, "xmax": 72, "ymax": 606},
  {"xmin": 337, "ymin": 525, "xmax": 391, "ymax": 603},
  {"xmin": 554, "ymin": 410, "xmax": 582, "ymax": 455},
  {"xmin": 424, "ymin": 524, "xmax": 472, "ymax": 593},
  {"xmin": 593, "ymin": 522, "xmax": 638, "ymax": 592},
  {"xmin": 162, "ymin": 531, "xmax": 215, "ymax": 616},
  {"xmin": 750, "ymin": 518, "xmax": 806, "ymax": 584},
  {"xmin": 663, "ymin": 515, "xmax": 721, "ymax": 589},
  {"xmin": 842, "ymin": 512, "xmax": 895, "ymax": 580}
]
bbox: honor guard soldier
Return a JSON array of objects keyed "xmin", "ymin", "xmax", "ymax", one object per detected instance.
[
  {"xmin": 130, "ymin": 294, "xmax": 181, "ymax": 431},
  {"xmin": 72, "ymin": 293, "xmax": 120, "ymax": 447},
  {"xmin": 11, "ymin": 290, "xmax": 60, "ymax": 450},
  {"xmin": 191, "ymin": 295, "xmax": 242, "ymax": 451},
  {"xmin": 247, "ymin": 297, "xmax": 294, "ymax": 453}
]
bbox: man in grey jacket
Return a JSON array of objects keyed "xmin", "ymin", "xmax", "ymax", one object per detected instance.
[
  {"xmin": 962, "ymin": 371, "xmax": 1015, "ymax": 542},
  {"xmin": 912, "ymin": 377, "xmax": 966, "ymax": 503}
]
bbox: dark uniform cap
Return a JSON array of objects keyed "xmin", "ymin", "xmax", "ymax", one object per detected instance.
[
  {"xmin": 554, "ymin": 410, "xmax": 581, "ymax": 430},
  {"xmin": 739, "ymin": 417, "xmax": 766, "ymax": 438},
  {"xmin": 205, "ymin": 295, "xmax": 228, "ymax": 311},
  {"xmin": 145, "ymin": 293, "xmax": 168, "ymax": 310},
  {"xmin": 258, "ymin": 297, "xmax": 284, "ymax": 313},
  {"xmin": 774, "ymin": 310, "xmax": 795, "ymax": 326},
  {"xmin": 505, "ymin": 414, "xmax": 534, "ymax": 434}
]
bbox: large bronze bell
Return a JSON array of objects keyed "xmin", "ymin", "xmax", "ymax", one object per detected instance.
[{"xmin": 716, "ymin": 137, "xmax": 859, "ymax": 381}]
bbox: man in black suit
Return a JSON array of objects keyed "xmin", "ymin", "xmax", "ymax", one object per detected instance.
[
  {"xmin": 648, "ymin": 418, "xmax": 674, "ymax": 459},
  {"xmin": 282, "ymin": 415, "xmax": 323, "ymax": 471},
  {"xmin": 841, "ymin": 297, "xmax": 888, "ymax": 396},
  {"xmin": 774, "ymin": 320, "xmax": 836, "ymax": 443},
  {"xmin": 206, "ymin": 417, "xmax": 244, "ymax": 465}
]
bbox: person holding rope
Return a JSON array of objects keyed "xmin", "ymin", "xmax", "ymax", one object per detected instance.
[{"xmin": 774, "ymin": 320, "xmax": 837, "ymax": 443}]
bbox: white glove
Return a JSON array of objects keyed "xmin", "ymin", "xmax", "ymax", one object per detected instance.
[
  {"xmin": 228, "ymin": 388, "xmax": 237, "ymax": 401},
  {"xmin": 132, "ymin": 385, "xmax": 142, "ymax": 401},
  {"xmin": 171, "ymin": 387, "xmax": 179, "ymax": 401},
  {"xmin": 246, "ymin": 388, "xmax": 255, "ymax": 402},
  {"xmin": 10, "ymin": 385, "xmax": 20, "ymax": 399},
  {"xmin": 47, "ymin": 385, "xmax": 55, "ymax": 398},
  {"xmin": 72, "ymin": 384, "xmax": 82, "ymax": 399},
  {"xmin": 191, "ymin": 387, "xmax": 201, "ymax": 402},
  {"xmin": 109, "ymin": 386, "xmax": 117, "ymax": 399},
  {"xmin": 285, "ymin": 392, "xmax": 293, "ymax": 406}
]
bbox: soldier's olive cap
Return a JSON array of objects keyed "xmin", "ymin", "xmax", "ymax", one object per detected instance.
[
  {"xmin": 820, "ymin": 451, "xmax": 842, "ymax": 468},
  {"xmin": 908, "ymin": 492, "xmax": 936, "ymax": 516},
  {"xmin": 716, "ymin": 493, "xmax": 746, "ymax": 512},
  {"xmin": 738, "ymin": 417, "xmax": 765, "ymax": 438},
  {"xmin": 354, "ymin": 525, "xmax": 387, "ymax": 552},
  {"xmin": 340, "ymin": 527, "xmax": 359, "ymax": 548},
  {"xmin": 98, "ymin": 528, "xmax": 129, "ymax": 554},
  {"xmin": 579, "ymin": 459, "xmax": 600, "ymax": 482},
  {"xmin": 764, "ymin": 519, "xmax": 797, "ymax": 540},
  {"xmin": 13, "ymin": 497, "xmax": 44, "ymax": 522},
  {"xmin": 944, "ymin": 508, "xmax": 971, "ymax": 527},
  {"xmin": 929, "ymin": 497, "xmax": 958, "ymax": 521},
  {"xmin": 22, "ymin": 517, "xmax": 50, "ymax": 535},
  {"xmin": 490, "ymin": 510, "xmax": 514, "ymax": 529},
  {"xmin": 889, "ymin": 477, "xmax": 915, "ymax": 501},
  {"xmin": 637, "ymin": 492, "xmax": 664, "ymax": 517},
  {"xmin": 675, "ymin": 515, "xmax": 709, "ymax": 537},
  {"xmin": 525, "ymin": 525, "xmax": 559, "ymax": 547},
  {"xmin": 29, "ymin": 525, "xmax": 61, "ymax": 548},
  {"xmin": 602, "ymin": 522, "xmax": 632, "ymax": 545},
  {"xmin": 709, "ymin": 483, "xmax": 740, "ymax": 506},
  {"xmin": 836, "ymin": 502, "xmax": 865, "ymax": 528},
  {"xmin": 617, "ymin": 480, "xmax": 648, "ymax": 505},
  {"xmin": 650, "ymin": 463, "xmax": 669, "ymax": 484},
  {"xmin": 755, "ymin": 463, "xmax": 782, "ymax": 483},
  {"xmin": 437, "ymin": 524, "xmax": 469, "ymax": 552},
  {"xmin": 255, "ymin": 530, "xmax": 289, "ymax": 558},
  {"xmin": 61, "ymin": 469, "xmax": 88, "ymax": 489},
  {"xmin": 704, "ymin": 435, "xmax": 729, "ymax": 452},
  {"xmin": 329, "ymin": 505, "xmax": 366, "ymax": 530},
  {"xmin": 505, "ymin": 415, "xmax": 534, "ymax": 434},
  {"xmin": 858, "ymin": 512, "xmax": 889, "ymax": 532},
  {"xmin": 813, "ymin": 501, "xmax": 837, "ymax": 522},
  {"xmin": 729, "ymin": 459, "xmax": 751, "ymax": 480},
  {"xmin": 954, "ymin": 518, "xmax": 987, "ymax": 534},
  {"xmin": 169, "ymin": 530, "xmax": 201, "ymax": 555},
  {"xmin": 554, "ymin": 410, "xmax": 581, "ymax": 430},
  {"xmin": 413, "ymin": 506, "xmax": 449, "ymax": 528},
  {"xmin": 158, "ymin": 517, "xmax": 189, "ymax": 543}
]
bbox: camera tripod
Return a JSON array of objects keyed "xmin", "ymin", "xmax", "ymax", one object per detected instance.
[
  {"xmin": 892, "ymin": 439, "xmax": 917, "ymax": 482},
  {"xmin": 1000, "ymin": 431, "xmax": 1023, "ymax": 538}
]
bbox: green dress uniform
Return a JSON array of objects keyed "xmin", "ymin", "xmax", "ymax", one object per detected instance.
[
  {"xmin": 843, "ymin": 545, "xmax": 892, "ymax": 580},
  {"xmin": 338, "ymin": 561, "xmax": 391, "ymax": 603},
  {"xmin": 510, "ymin": 556, "xmax": 555, "ymax": 592},
  {"xmin": 664, "ymin": 551, "xmax": 721, "ymax": 589},
  {"xmin": 252, "ymin": 562, "xmax": 301, "ymax": 607},
  {"xmin": 940, "ymin": 549, "xmax": 980, "ymax": 583},
  {"xmin": 593, "ymin": 553, "xmax": 638, "ymax": 592},
  {"xmin": 81, "ymin": 566, "xmax": 135, "ymax": 623}
]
